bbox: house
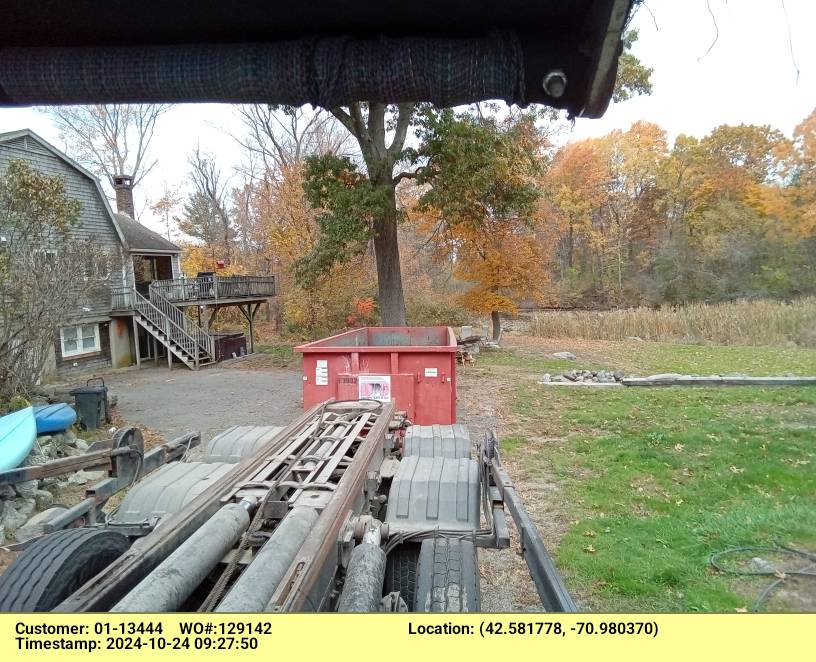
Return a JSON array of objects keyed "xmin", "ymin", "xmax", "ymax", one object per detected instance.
[{"xmin": 0, "ymin": 129, "xmax": 275, "ymax": 381}]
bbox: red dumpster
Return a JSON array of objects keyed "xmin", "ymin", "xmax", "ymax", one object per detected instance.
[{"xmin": 295, "ymin": 326, "xmax": 457, "ymax": 424}]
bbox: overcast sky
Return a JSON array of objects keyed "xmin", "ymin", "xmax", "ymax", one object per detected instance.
[{"xmin": 0, "ymin": 0, "xmax": 813, "ymax": 235}]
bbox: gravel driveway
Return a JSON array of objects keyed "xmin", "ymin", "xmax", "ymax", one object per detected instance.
[{"xmin": 101, "ymin": 362, "xmax": 302, "ymax": 443}]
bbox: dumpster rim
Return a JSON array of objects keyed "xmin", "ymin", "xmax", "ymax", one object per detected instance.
[{"xmin": 294, "ymin": 325, "xmax": 457, "ymax": 354}]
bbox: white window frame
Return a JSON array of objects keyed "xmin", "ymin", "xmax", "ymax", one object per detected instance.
[{"xmin": 60, "ymin": 323, "xmax": 101, "ymax": 358}]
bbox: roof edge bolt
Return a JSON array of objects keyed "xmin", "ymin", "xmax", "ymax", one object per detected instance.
[{"xmin": 543, "ymin": 70, "xmax": 567, "ymax": 98}]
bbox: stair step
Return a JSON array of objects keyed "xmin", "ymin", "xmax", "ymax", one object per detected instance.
[{"xmin": 134, "ymin": 304, "xmax": 215, "ymax": 371}]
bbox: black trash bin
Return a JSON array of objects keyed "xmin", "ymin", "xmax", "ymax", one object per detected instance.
[{"xmin": 69, "ymin": 378, "xmax": 109, "ymax": 430}]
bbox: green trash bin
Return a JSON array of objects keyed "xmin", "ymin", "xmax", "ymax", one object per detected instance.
[{"xmin": 69, "ymin": 378, "xmax": 109, "ymax": 430}]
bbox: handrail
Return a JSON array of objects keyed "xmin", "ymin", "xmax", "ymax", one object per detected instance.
[
  {"xmin": 147, "ymin": 287, "xmax": 215, "ymax": 360},
  {"xmin": 132, "ymin": 290, "xmax": 198, "ymax": 358}
]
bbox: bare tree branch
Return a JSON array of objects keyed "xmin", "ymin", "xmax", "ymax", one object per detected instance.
[
  {"xmin": 43, "ymin": 104, "xmax": 170, "ymax": 188},
  {"xmin": 230, "ymin": 104, "xmax": 352, "ymax": 179}
]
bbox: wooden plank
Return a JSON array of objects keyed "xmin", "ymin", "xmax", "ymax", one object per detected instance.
[{"xmin": 0, "ymin": 449, "xmax": 113, "ymax": 485}]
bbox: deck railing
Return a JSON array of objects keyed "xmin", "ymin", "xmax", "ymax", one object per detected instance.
[
  {"xmin": 149, "ymin": 275, "xmax": 276, "ymax": 304},
  {"xmin": 111, "ymin": 286, "xmax": 135, "ymax": 311}
]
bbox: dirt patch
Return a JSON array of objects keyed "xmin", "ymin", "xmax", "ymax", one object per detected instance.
[
  {"xmin": 457, "ymin": 361, "xmax": 575, "ymax": 611},
  {"xmin": 504, "ymin": 333, "xmax": 642, "ymax": 373}
]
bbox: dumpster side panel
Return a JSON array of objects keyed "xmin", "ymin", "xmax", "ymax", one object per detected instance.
[
  {"xmin": 298, "ymin": 326, "xmax": 457, "ymax": 425},
  {"xmin": 392, "ymin": 352, "xmax": 455, "ymax": 425}
]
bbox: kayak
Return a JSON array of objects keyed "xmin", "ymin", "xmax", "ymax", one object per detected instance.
[
  {"xmin": 33, "ymin": 403, "xmax": 77, "ymax": 435},
  {"xmin": 0, "ymin": 406, "xmax": 36, "ymax": 472}
]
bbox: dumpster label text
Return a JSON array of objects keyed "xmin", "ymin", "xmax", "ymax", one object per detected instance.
[
  {"xmin": 315, "ymin": 360, "xmax": 329, "ymax": 385},
  {"xmin": 359, "ymin": 375, "xmax": 391, "ymax": 402},
  {"xmin": 424, "ymin": 367, "xmax": 438, "ymax": 377}
]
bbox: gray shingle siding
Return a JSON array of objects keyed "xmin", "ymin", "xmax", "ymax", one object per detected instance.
[
  {"xmin": 53, "ymin": 321, "xmax": 113, "ymax": 378},
  {"xmin": 0, "ymin": 134, "xmax": 125, "ymax": 319}
]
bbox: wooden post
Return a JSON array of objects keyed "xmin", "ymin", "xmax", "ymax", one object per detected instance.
[
  {"xmin": 237, "ymin": 303, "xmax": 258, "ymax": 353},
  {"xmin": 208, "ymin": 306, "xmax": 220, "ymax": 331},
  {"xmin": 250, "ymin": 302, "xmax": 261, "ymax": 353},
  {"xmin": 132, "ymin": 317, "xmax": 141, "ymax": 369}
]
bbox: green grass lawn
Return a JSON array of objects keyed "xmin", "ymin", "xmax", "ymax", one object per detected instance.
[
  {"xmin": 256, "ymin": 343, "xmax": 297, "ymax": 367},
  {"xmin": 481, "ymin": 342, "xmax": 816, "ymax": 612}
]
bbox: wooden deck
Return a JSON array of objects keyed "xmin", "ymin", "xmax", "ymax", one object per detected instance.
[
  {"xmin": 150, "ymin": 275, "xmax": 276, "ymax": 306},
  {"xmin": 111, "ymin": 275, "xmax": 276, "ymax": 312}
]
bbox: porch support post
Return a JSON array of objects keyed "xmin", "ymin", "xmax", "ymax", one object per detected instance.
[
  {"xmin": 249, "ymin": 303, "xmax": 261, "ymax": 353},
  {"xmin": 208, "ymin": 306, "xmax": 220, "ymax": 331},
  {"xmin": 237, "ymin": 303, "xmax": 258, "ymax": 354},
  {"xmin": 133, "ymin": 317, "xmax": 141, "ymax": 369}
]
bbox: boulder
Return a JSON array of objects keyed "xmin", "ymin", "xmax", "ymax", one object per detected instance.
[
  {"xmin": 41, "ymin": 479, "xmax": 70, "ymax": 494},
  {"xmin": 68, "ymin": 471, "xmax": 89, "ymax": 486},
  {"xmin": 1, "ymin": 501, "xmax": 28, "ymax": 531},
  {"xmin": 552, "ymin": 351, "xmax": 577, "ymax": 361},
  {"xmin": 0, "ymin": 484, "xmax": 16, "ymax": 500},
  {"xmin": 67, "ymin": 469, "xmax": 105, "ymax": 486},
  {"xmin": 74, "ymin": 439, "xmax": 90, "ymax": 452},
  {"xmin": 12, "ymin": 497, "xmax": 36, "ymax": 519},
  {"xmin": 34, "ymin": 489, "xmax": 54, "ymax": 510},
  {"xmin": 14, "ymin": 479, "xmax": 39, "ymax": 499}
]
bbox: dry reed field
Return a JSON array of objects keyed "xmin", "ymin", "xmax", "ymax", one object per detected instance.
[{"xmin": 528, "ymin": 298, "xmax": 816, "ymax": 347}]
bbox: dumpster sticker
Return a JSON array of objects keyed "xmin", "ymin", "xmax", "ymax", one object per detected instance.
[
  {"xmin": 315, "ymin": 360, "xmax": 329, "ymax": 385},
  {"xmin": 424, "ymin": 367, "xmax": 438, "ymax": 378},
  {"xmin": 358, "ymin": 375, "xmax": 391, "ymax": 402}
]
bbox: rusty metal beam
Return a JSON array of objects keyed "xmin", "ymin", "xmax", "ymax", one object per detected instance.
[
  {"xmin": 267, "ymin": 400, "xmax": 394, "ymax": 611},
  {"xmin": 54, "ymin": 401, "xmax": 331, "ymax": 612},
  {"xmin": 490, "ymin": 454, "xmax": 577, "ymax": 612}
]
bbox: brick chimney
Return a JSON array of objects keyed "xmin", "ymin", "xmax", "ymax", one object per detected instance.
[{"xmin": 113, "ymin": 174, "xmax": 136, "ymax": 219}]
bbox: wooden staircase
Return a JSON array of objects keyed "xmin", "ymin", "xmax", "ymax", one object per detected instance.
[{"xmin": 132, "ymin": 289, "xmax": 215, "ymax": 370}]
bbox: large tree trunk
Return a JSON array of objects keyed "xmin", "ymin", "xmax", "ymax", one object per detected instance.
[
  {"xmin": 373, "ymin": 184, "xmax": 407, "ymax": 325},
  {"xmin": 491, "ymin": 310, "xmax": 502, "ymax": 343},
  {"xmin": 330, "ymin": 103, "xmax": 412, "ymax": 327}
]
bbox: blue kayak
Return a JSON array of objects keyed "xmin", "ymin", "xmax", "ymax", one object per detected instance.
[
  {"xmin": 33, "ymin": 403, "xmax": 77, "ymax": 435},
  {"xmin": 0, "ymin": 406, "xmax": 36, "ymax": 472}
]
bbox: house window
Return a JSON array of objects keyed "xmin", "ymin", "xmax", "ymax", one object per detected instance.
[{"xmin": 60, "ymin": 323, "xmax": 101, "ymax": 358}]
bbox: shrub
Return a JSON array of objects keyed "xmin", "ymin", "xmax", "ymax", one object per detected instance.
[{"xmin": 406, "ymin": 297, "xmax": 471, "ymax": 327}]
